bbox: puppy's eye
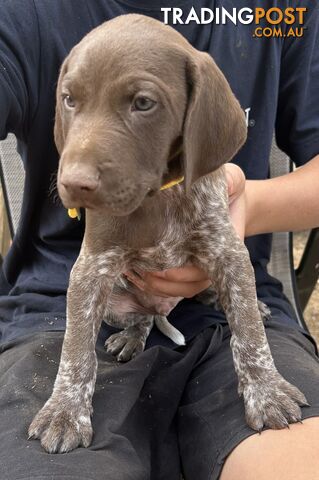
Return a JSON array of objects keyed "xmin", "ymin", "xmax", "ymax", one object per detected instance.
[
  {"xmin": 132, "ymin": 96, "xmax": 156, "ymax": 112},
  {"xmin": 63, "ymin": 94, "xmax": 76, "ymax": 109}
]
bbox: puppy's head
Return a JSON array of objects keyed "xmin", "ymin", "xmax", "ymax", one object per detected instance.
[{"xmin": 56, "ymin": 14, "xmax": 247, "ymax": 215}]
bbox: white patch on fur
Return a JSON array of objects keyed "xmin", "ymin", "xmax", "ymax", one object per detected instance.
[{"xmin": 155, "ymin": 316, "xmax": 185, "ymax": 345}]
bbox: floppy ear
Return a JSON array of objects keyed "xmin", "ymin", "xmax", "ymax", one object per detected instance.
[
  {"xmin": 183, "ymin": 51, "xmax": 247, "ymax": 190},
  {"xmin": 54, "ymin": 60, "xmax": 68, "ymax": 155}
]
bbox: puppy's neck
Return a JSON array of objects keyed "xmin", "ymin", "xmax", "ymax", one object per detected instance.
[{"xmin": 84, "ymin": 186, "xmax": 184, "ymax": 252}]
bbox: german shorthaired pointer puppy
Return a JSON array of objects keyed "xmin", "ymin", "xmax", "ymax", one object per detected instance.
[{"xmin": 29, "ymin": 14, "xmax": 307, "ymax": 453}]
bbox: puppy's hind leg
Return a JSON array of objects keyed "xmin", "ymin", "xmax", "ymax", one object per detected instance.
[
  {"xmin": 196, "ymin": 286, "xmax": 271, "ymax": 320},
  {"xmin": 104, "ymin": 313, "xmax": 186, "ymax": 362},
  {"xmin": 104, "ymin": 314, "xmax": 154, "ymax": 362}
]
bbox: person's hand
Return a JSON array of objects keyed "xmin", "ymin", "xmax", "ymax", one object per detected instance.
[
  {"xmin": 226, "ymin": 163, "xmax": 246, "ymax": 241},
  {"xmin": 125, "ymin": 164, "xmax": 246, "ymax": 298}
]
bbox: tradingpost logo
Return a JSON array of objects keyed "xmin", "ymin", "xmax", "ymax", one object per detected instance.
[
  {"xmin": 161, "ymin": 7, "xmax": 307, "ymax": 38},
  {"xmin": 253, "ymin": 7, "xmax": 306, "ymax": 38}
]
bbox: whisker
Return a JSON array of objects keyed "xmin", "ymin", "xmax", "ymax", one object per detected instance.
[{"xmin": 48, "ymin": 170, "xmax": 62, "ymax": 205}]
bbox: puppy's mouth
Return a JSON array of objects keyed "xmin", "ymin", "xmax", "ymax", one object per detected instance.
[
  {"xmin": 58, "ymin": 181, "xmax": 152, "ymax": 217},
  {"xmin": 58, "ymin": 184, "xmax": 100, "ymax": 211},
  {"xmin": 58, "ymin": 151, "xmax": 184, "ymax": 216}
]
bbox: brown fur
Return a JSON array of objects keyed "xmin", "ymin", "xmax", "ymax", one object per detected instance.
[{"xmin": 29, "ymin": 14, "xmax": 307, "ymax": 454}]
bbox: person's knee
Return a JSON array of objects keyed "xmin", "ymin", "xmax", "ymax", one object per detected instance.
[{"xmin": 220, "ymin": 417, "xmax": 319, "ymax": 480}]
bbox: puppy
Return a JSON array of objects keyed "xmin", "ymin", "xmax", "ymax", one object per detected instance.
[{"xmin": 29, "ymin": 14, "xmax": 307, "ymax": 453}]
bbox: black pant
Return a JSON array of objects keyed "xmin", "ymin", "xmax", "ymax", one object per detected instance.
[{"xmin": 1, "ymin": 321, "xmax": 319, "ymax": 480}]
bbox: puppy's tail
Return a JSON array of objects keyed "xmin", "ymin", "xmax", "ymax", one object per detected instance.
[{"xmin": 155, "ymin": 316, "xmax": 186, "ymax": 346}]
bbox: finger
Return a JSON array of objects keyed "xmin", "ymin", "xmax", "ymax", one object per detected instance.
[
  {"xmin": 146, "ymin": 277, "xmax": 211, "ymax": 298},
  {"xmin": 229, "ymin": 192, "xmax": 246, "ymax": 241},
  {"xmin": 128, "ymin": 274, "xmax": 211, "ymax": 298},
  {"xmin": 143, "ymin": 265, "xmax": 209, "ymax": 283},
  {"xmin": 225, "ymin": 164, "xmax": 246, "ymax": 203}
]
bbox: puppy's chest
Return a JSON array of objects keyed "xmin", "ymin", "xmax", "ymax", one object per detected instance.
[
  {"xmin": 89, "ymin": 175, "xmax": 227, "ymax": 270},
  {"xmin": 125, "ymin": 179, "xmax": 227, "ymax": 270},
  {"xmin": 108, "ymin": 211, "xmax": 192, "ymax": 318},
  {"xmin": 126, "ymin": 209, "xmax": 192, "ymax": 271}
]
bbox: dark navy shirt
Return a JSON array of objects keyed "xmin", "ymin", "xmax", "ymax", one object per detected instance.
[{"xmin": 0, "ymin": 0, "xmax": 318, "ymax": 347}]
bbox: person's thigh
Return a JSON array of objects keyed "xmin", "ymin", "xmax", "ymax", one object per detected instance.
[
  {"xmin": 0, "ymin": 331, "xmax": 202, "ymax": 480},
  {"xmin": 178, "ymin": 321, "xmax": 319, "ymax": 480},
  {"xmin": 220, "ymin": 416, "xmax": 319, "ymax": 480},
  {"xmin": 0, "ymin": 332, "xmax": 149, "ymax": 480}
]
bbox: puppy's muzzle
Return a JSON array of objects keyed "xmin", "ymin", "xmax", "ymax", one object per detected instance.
[
  {"xmin": 59, "ymin": 164, "xmax": 100, "ymax": 208},
  {"xmin": 58, "ymin": 162, "xmax": 151, "ymax": 214}
]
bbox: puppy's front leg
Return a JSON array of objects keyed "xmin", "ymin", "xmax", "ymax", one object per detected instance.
[
  {"xmin": 195, "ymin": 230, "xmax": 308, "ymax": 431},
  {"xmin": 28, "ymin": 252, "xmax": 123, "ymax": 453}
]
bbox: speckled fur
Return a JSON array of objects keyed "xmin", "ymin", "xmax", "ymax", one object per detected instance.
[{"xmin": 29, "ymin": 14, "xmax": 307, "ymax": 453}]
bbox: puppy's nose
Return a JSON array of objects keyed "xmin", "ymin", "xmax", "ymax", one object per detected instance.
[{"xmin": 60, "ymin": 168, "xmax": 100, "ymax": 195}]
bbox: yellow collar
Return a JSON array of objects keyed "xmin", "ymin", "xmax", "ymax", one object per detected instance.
[
  {"xmin": 160, "ymin": 175, "xmax": 184, "ymax": 191},
  {"xmin": 68, "ymin": 208, "xmax": 81, "ymax": 220}
]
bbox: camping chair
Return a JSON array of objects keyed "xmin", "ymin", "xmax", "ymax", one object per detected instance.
[
  {"xmin": 0, "ymin": 134, "xmax": 318, "ymax": 328},
  {"xmin": 268, "ymin": 141, "xmax": 319, "ymax": 330},
  {"xmin": 0, "ymin": 134, "xmax": 25, "ymax": 248}
]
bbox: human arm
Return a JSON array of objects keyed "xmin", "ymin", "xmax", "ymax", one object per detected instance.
[
  {"xmin": 0, "ymin": 0, "xmax": 40, "ymax": 140},
  {"xmin": 245, "ymin": 154, "xmax": 319, "ymax": 237}
]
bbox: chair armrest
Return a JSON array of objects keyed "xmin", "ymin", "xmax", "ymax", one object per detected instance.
[
  {"xmin": 295, "ymin": 228, "xmax": 319, "ymax": 311},
  {"xmin": 268, "ymin": 140, "xmax": 309, "ymax": 330},
  {"xmin": 0, "ymin": 134, "xmax": 25, "ymax": 238}
]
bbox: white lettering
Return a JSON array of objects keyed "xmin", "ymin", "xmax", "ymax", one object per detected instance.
[
  {"xmin": 222, "ymin": 8, "xmax": 237, "ymax": 25},
  {"xmin": 161, "ymin": 7, "xmax": 257, "ymax": 25},
  {"xmin": 173, "ymin": 8, "xmax": 184, "ymax": 24},
  {"xmin": 185, "ymin": 7, "xmax": 200, "ymax": 25},
  {"xmin": 215, "ymin": 8, "xmax": 220, "ymax": 23},
  {"xmin": 245, "ymin": 108, "xmax": 251, "ymax": 127},
  {"xmin": 161, "ymin": 8, "xmax": 171, "ymax": 25},
  {"xmin": 201, "ymin": 8, "xmax": 214, "ymax": 24},
  {"xmin": 238, "ymin": 8, "xmax": 254, "ymax": 25}
]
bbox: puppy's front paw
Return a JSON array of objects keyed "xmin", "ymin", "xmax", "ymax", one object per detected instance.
[
  {"xmin": 105, "ymin": 329, "xmax": 146, "ymax": 362},
  {"xmin": 243, "ymin": 374, "xmax": 309, "ymax": 431},
  {"xmin": 28, "ymin": 398, "xmax": 93, "ymax": 453}
]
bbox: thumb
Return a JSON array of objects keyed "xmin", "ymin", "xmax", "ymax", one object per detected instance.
[{"xmin": 225, "ymin": 164, "xmax": 246, "ymax": 204}]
